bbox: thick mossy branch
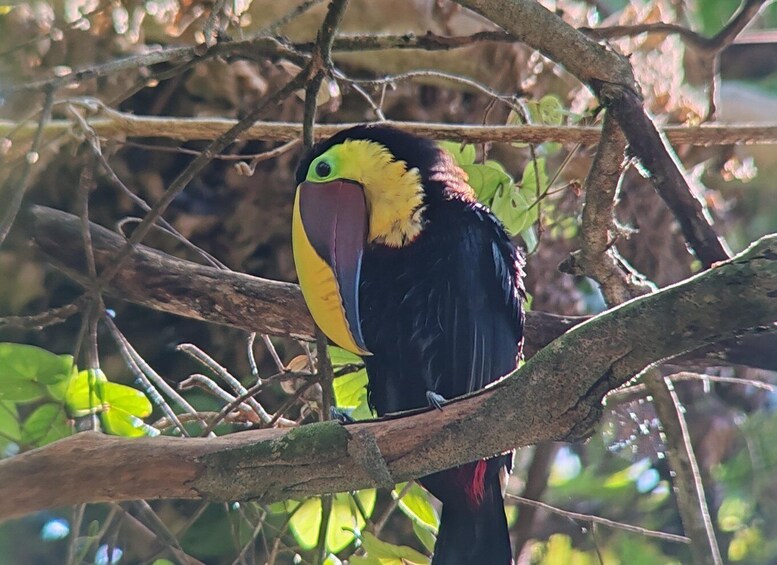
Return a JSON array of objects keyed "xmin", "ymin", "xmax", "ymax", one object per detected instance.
[{"xmin": 1, "ymin": 234, "xmax": 775, "ymax": 521}]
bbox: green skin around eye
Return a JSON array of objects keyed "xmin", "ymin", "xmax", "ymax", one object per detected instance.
[{"xmin": 307, "ymin": 151, "xmax": 341, "ymax": 182}]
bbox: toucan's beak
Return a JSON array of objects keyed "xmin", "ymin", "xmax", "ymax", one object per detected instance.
[{"xmin": 296, "ymin": 180, "xmax": 370, "ymax": 353}]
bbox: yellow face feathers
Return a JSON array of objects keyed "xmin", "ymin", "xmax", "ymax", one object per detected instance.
[{"xmin": 305, "ymin": 140, "xmax": 425, "ymax": 247}]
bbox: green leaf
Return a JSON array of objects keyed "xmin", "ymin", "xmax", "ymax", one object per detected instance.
[
  {"xmin": 520, "ymin": 225, "xmax": 539, "ymax": 253},
  {"xmin": 438, "ymin": 141, "xmax": 476, "ymax": 166},
  {"xmin": 358, "ymin": 531, "xmax": 430, "ymax": 564},
  {"xmin": 538, "ymin": 94, "xmax": 564, "ymax": 126},
  {"xmin": 63, "ymin": 370, "xmax": 153, "ymax": 437},
  {"xmin": 394, "ymin": 482, "xmax": 439, "ymax": 533},
  {"xmin": 152, "ymin": 560, "xmax": 176, "ymax": 565},
  {"xmin": 0, "ymin": 401, "xmax": 21, "ymax": 442},
  {"xmin": 0, "ymin": 343, "xmax": 74, "ymax": 385},
  {"xmin": 102, "ymin": 381, "xmax": 152, "ymax": 417},
  {"xmin": 46, "ymin": 373, "xmax": 74, "ymax": 402},
  {"xmin": 21, "ymin": 403, "xmax": 70, "ymax": 446},
  {"xmin": 65, "ymin": 369, "xmax": 106, "ymax": 415},
  {"xmin": 333, "ymin": 369, "xmax": 368, "ymax": 409},
  {"xmin": 461, "ymin": 163, "xmax": 512, "ymax": 204},
  {"xmin": 100, "ymin": 405, "xmax": 147, "ymax": 437},
  {"xmin": 541, "ymin": 533, "xmax": 596, "ymax": 565},
  {"xmin": 412, "ymin": 521, "xmax": 437, "ymax": 554},
  {"xmin": 489, "ymin": 158, "xmax": 545, "ymax": 235},
  {"xmin": 326, "ymin": 491, "xmax": 373, "ymax": 552},
  {"xmin": 0, "ymin": 379, "xmax": 45, "ymax": 402},
  {"xmin": 289, "ymin": 497, "xmax": 322, "ymax": 550},
  {"xmin": 491, "ymin": 184, "xmax": 536, "ymax": 236},
  {"xmin": 328, "ymin": 346, "xmax": 362, "ymax": 367},
  {"xmin": 289, "ymin": 490, "xmax": 376, "ymax": 553},
  {"xmin": 350, "ymin": 398, "xmax": 375, "ymax": 420},
  {"xmin": 521, "ymin": 157, "xmax": 549, "ymax": 196}
]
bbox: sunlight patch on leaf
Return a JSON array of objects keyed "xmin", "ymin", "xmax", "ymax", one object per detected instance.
[{"xmin": 393, "ymin": 482, "xmax": 439, "ymax": 533}]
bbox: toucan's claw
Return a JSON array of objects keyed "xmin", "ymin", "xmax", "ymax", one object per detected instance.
[
  {"xmin": 330, "ymin": 406, "xmax": 356, "ymax": 423},
  {"xmin": 426, "ymin": 391, "xmax": 447, "ymax": 410}
]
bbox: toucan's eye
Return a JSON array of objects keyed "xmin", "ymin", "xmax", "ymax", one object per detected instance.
[{"xmin": 315, "ymin": 160, "xmax": 332, "ymax": 178}]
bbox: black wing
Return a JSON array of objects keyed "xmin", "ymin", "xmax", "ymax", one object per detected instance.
[{"xmin": 360, "ymin": 200, "xmax": 524, "ymax": 415}]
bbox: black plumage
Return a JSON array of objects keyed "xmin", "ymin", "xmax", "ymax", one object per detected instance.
[{"xmin": 296, "ymin": 125, "xmax": 525, "ymax": 564}]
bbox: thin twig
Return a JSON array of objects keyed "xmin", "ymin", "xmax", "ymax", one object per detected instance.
[
  {"xmin": 177, "ymin": 343, "xmax": 273, "ymax": 424},
  {"xmin": 314, "ymin": 495, "xmax": 333, "ymax": 565},
  {"xmin": 315, "ymin": 329, "xmax": 335, "ymax": 421},
  {"xmin": 372, "ymin": 481, "xmax": 413, "ymax": 537},
  {"xmin": 670, "ymin": 372, "xmax": 776, "ymax": 392},
  {"xmin": 32, "ymin": 101, "xmax": 226, "ymax": 286},
  {"xmin": 105, "ymin": 317, "xmax": 198, "ymax": 435},
  {"xmin": 512, "ymin": 443, "xmax": 558, "ymax": 561},
  {"xmin": 644, "ymin": 372, "xmax": 723, "ymax": 565},
  {"xmin": 247, "ymin": 333, "xmax": 260, "ymax": 378},
  {"xmin": 0, "ymin": 87, "xmax": 54, "ymax": 246},
  {"xmin": 506, "ymin": 494, "xmax": 690, "ymax": 544},
  {"xmin": 179, "ymin": 374, "xmax": 258, "ymax": 417},
  {"xmin": 256, "ymin": 0, "xmax": 326, "ymax": 36},
  {"xmin": 117, "ymin": 138, "xmax": 298, "ymax": 163},
  {"xmin": 65, "ymin": 504, "xmax": 86, "ymax": 565},
  {"xmin": 89, "ymin": 76, "xmax": 307, "ymax": 299},
  {"xmin": 203, "ymin": 0, "xmax": 228, "ymax": 46},
  {"xmin": 0, "ymin": 298, "xmax": 87, "ymax": 330},
  {"xmin": 262, "ymin": 334, "xmax": 286, "ymax": 374}
]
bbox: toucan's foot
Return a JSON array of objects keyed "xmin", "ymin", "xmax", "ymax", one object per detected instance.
[
  {"xmin": 426, "ymin": 391, "xmax": 446, "ymax": 410},
  {"xmin": 329, "ymin": 406, "xmax": 356, "ymax": 423}
]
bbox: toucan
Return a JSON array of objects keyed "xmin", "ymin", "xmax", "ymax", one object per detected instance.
[{"xmin": 292, "ymin": 124, "xmax": 525, "ymax": 564}]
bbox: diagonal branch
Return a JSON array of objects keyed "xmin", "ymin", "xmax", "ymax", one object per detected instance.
[
  {"xmin": 0, "ymin": 234, "xmax": 775, "ymax": 521},
  {"xmin": 454, "ymin": 0, "xmax": 730, "ymax": 267}
]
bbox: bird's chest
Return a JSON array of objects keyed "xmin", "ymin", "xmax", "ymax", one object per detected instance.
[{"xmin": 358, "ymin": 239, "xmax": 454, "ymax": 413}]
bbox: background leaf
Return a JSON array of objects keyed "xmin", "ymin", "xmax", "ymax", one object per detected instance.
[
  {"xmin": 333, "ymin": 369, "xmax": 368, "ymax": 409},
  {"xmin": 438, "ymin": 141, "xmax": 476, "ymax": 166},
  {"xmin": 0, "ymin": 401, "xmax": 21, "ymax": 443},
  {"xmin": 0, "ymin": 343, "xmax": 74, "ymax": 385},
  {"xmin": 394, "ymin": 482, "xmax": 439, "ymax": 533},
  {"xmin": 357, "ymin": 531, "xmax": 430, "ymax": 564},
  {"xmin": 21, "ymin": 403, "xmax": 70, "ymax": 446}
]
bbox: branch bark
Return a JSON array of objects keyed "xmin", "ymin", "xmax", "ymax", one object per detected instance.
[
  {"xmin": 454, "ymin": 0, "xmax": 730, "ymax": 267},
  {"xmin": 28, "ymin": 205, "xmax": 575, "ymax": 354},
  {"xmin": 6, "ymin": 114, "xmax": 777, "ymax": 150},
  {"xmin": 25, "ymin": 206, "xmax": 777, "ymax": 369},
  {"xmin": 1, "ymin": 233, "xmax": 775, "ymax": 521},
  {"xmin": 559, "ymin": 113, "xmax": 654, "ymax": 304}
]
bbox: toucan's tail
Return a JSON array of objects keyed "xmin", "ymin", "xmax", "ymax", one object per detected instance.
[{"xmin": 421, "ymin": 459, "xmax": 513, "ymax": 565}]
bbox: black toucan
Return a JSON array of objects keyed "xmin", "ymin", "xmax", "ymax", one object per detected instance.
[{"xmin": 292, "ymin": 125, "xmax": 525, "ymax": 564}]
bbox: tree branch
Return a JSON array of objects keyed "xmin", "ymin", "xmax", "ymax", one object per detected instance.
[
  {"xmin": 1, "ymin": 234, "xmax": 775, "ymax": 521},
  {"xmin": 454, "ymin": 0, "xmax": 730, "ymax": 267},
  {"xmin": 559, "ymin": 113, "xmax": 654, "ymax": 304},
  {"xmin": 25, "ymin": 206, "xmax": 777, "ymax": 369},
  {"xmin": 27, "ymin": 205, "xmax": 573, "ymax": 354},
  {"xmin": 4, "ymin": 113, "xmax": 777, "ymax": 155},
  {"xmin": 645, "ymin": 373, "xmax": 723, "ymax": 565}
]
